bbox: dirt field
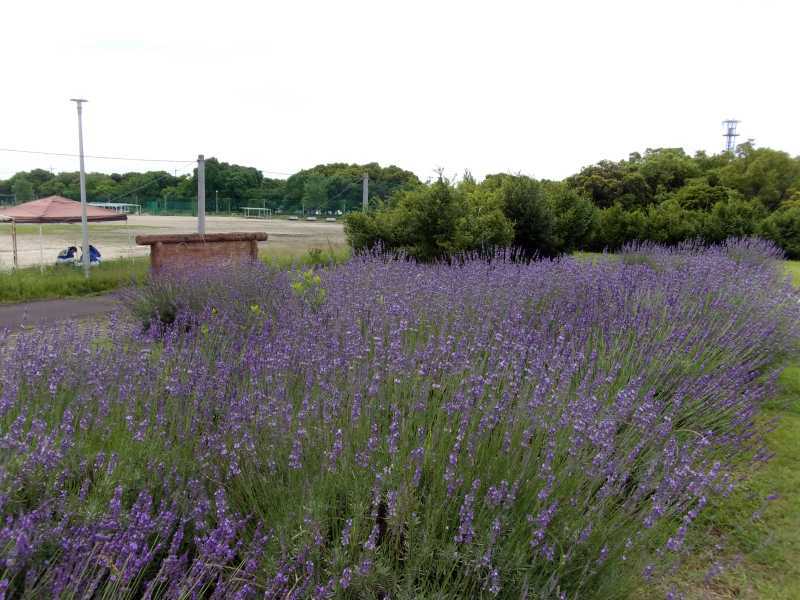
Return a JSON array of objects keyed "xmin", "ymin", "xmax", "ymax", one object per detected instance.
[{"xmin": 0, "ymin": 215, "xmax": 346, "ymax": 269}]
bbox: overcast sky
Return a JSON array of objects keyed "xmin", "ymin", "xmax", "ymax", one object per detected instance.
[{"xmin": 2, "ymin": 0, "xmax": 798, "ymax": 182}]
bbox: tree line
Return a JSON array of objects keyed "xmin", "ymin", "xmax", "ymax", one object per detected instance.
[
  {"xmin": 0, "ymin": 160, "xmax": 420, "ymax": 214},
  {"xmin": 345, "ymin": 144, "xmax": 800, "ymax": 259},
  {"xmin": 2, "ymin": 143, "xmax": 798, "ymax": 257}
]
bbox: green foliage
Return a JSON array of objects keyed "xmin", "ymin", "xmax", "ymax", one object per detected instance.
[
  {"xmin": 0, "ymin": 258, "xmax": 149, "ymax": 304},
  {"xmin": 546, "ymin": 183, "xmax": 598, "ymax": 253},
  {"xmin": 636, "ymin": 147, "xmax": 700, "ymax": 195},
  {"xmin": 393, "ymin": 178, "xmax": 468, "ymax": 260},
  {"xmin": 706, "ymin": 197, "xmax": 767, "ymax": 242},
  {"xmin": 643, "ymin": 199, "xmax": 708, "ymax": 244},
  {"xmin": 594, "ymin": 203, "xmax": 647, "ymax": 250},
  {"xmin": 458, "ymin": 185, "xmax": 515, "ymax": 251},
  {"xmin": 486, "ymin": 174, "xmax": 557, "ymax": 257},
  {"xmin": 343, "ymin": 211, "xmax": 384, "ymax": 251},
  {"xmin": 3, "ymin": 142, "xmax": 799, "ymax": 256},
  {"xmin": 719, "ymin": 143, "xmax": 800, "ymax": 210},
  {"xmin": 301, "ymin": 175, "xmax": 330, "ymax": 213},
  {"xmin": 345, "ymin": 177, "xmax": 517, "ymax": 260},
  {"xmin": 290, "ymin": 268, "xmax": 327, "ymax": 309},
  {"xmin": 11, "ymin": 175, "xmax": 34, "ymax": 202},
  {"xmin": 671, "ymin": 179, "xmax": 733, "ymax": 211},
  {"xmin": 759, "ymin": 201, "xmax": 800, "ymax": 259},
  {"xmin": 285, "ymin": 163, "xmax": 420, "ymax": 213}
]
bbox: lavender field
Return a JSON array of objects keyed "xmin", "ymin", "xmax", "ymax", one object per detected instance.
[{"xmin": 1, "ymin": 240, "xmax": 799, "ymax": 599}]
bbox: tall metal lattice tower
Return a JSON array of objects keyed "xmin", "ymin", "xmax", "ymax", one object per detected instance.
[{"xmin": 722, "ymin": 119, "xmax": 740, "ymax": 152}]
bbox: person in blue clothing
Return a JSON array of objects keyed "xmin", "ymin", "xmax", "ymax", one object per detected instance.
[
  {"xmin": 78, "ymin": 244, "xmax": 102, "ymax": 266},
  {"xmin": 56, "ymin": 246, "xmax": 78, "ymax": 264}
]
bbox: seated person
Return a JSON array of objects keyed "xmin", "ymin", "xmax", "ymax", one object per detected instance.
[
  {"xmin": 57, "ymin": 246, "xmax": 78, "ymax": 264},
  {"xmin": 78, "ymin": 245, "xmax": 102, "ymax": 266}
]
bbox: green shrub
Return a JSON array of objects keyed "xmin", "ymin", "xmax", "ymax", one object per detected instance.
[
  {"xmin": 485, "ymin": 174, "xmax": 558, "ymax": 257},
  {"xmin": 547, "ymin": 185, "xmax": 598, "ymax": 253},
  {"xmin": 594, "ymin": 203, "xmax": 647, "ymax": 250},
  {"xmin": 706, "ymin": 196, "xmax": 767, "ymax": 242},
  {"xmin": 759, "ymin": 201, "xmax": 800, "ymax": 259},
  {"xmin": 642, "ymin": 199, "xmax": 707, "ymax": 244}
]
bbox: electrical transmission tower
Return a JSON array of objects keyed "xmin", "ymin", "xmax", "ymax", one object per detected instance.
[{"xmin": 722, "ymin": 119, "xmax": 740, "ymax": 153}]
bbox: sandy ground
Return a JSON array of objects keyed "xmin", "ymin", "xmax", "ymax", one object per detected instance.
[{"xmin": 0, "ymin": 215, "xmax": 346, "ymax": 269}]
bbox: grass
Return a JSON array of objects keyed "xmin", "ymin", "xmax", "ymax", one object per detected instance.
[
  {"xmin": 0, "ymin": 246, "xmax": 351, "ymax": 304},
  {"xmin": 0, "ymin": 258, "xmax": 150, "ymax": 304},
  {"xmin": 654, "ymin": 259, "xmax": 800, "ymax": 598},
  {"xmin": 785, "ymin": 259, "xmax": 800, "ymax": 285}
]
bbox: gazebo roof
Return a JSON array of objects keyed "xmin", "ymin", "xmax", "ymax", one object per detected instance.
[{"xmin": 0, "ymin": 196, "xmax": 127, "ymax": 224}]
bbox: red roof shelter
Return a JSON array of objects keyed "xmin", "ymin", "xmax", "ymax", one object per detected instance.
[
  {"xmin": 0, "ymin": 196, "xmax": 127, "ymax": 270},
  {"xmin": 0, "ymin": 196, "xmax": 127, "ymax": 223}
]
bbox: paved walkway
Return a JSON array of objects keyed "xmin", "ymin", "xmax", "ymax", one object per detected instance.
[{"xmin": 0, "ymin": 295, "xmax": 119, "ymax": 331}]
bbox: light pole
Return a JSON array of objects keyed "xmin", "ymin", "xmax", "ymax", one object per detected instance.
[
  {"xmin": 70, "ymin": 98, "xmax": 90, "ymax": 278},
  {"xmin": 197, "ymin": 154, "xmax": 206, "ymax": 233}
]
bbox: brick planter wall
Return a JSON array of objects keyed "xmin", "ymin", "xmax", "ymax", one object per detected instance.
[{"xmin": 135, "ymin": 232, "xmax": 268, "ymax": 272}]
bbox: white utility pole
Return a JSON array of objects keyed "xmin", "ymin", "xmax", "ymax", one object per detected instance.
[
  {"xmin": 70, "ymin": 98, "xmax": 90, "ymax": 278},
  {"xmin": 362, "ymin": 173, "xmax": 369, "ymax": 212},
  {"xmin": 197, "ymin": 154, "xmax": 206, "ymax": 233}
]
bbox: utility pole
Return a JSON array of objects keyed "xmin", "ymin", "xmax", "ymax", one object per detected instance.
[
  {"xmin": 362, "ymin": 173, "xmax": 369, "ymax": 212},
  {"xmin": 197, "ymin": 154, "xmax": 206, "ymax": 233},
  {"xmin": 215, "ymin": 189, "xmax": 219, "ymax": 213},
  {"xmin": 70, "ymin": 98, "xmax": 90, "ymax": 278}
]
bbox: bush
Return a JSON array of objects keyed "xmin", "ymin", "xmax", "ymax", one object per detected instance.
[
  {"xmin": 671, "ymin": 179, "xmax": 733, "ymax": 211},
  {"xmin": 2, "ymin": 242, "xmax": 799, "ymax": 598},
  {"xmin": 344, "ymin": 179, "xmax": 515, "ymax": 260},
  {"xmin": 485, "ymin": 174, "xmax": 558, "ymax": 257},
  {"xmin": 547, "ymin": 185, "xmax": 598, "ymax": 253},
  {"xmin": 119, "ymin": 262, "xmax": 291, "ymax": 332},
  {"xmin": 759, "ymin": 201, "xmax": 800, "ymax": 259},
  {"xmin": 706, "ymin": 196, "xmax": 767, "ymax": 242},
  {"xmin": 594, "ymin": 203, "xmax": 647, "ymax": 250},
  {"xmin": 642, "ymin": 199, "xmax": 708, "ymax": 245},
  {"xmin": 344, "ymin": 211, "xmax": 384, "ymax": 252}
]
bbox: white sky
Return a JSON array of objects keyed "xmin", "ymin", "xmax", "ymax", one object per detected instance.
[{"xmin": 1, "ymin": 0, "xmax": 798, "ymax": 182}]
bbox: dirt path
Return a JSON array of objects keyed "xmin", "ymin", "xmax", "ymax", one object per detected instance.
[{"xmin": 0, "ymin": 294, "xmax": 118, "ymax": 331}]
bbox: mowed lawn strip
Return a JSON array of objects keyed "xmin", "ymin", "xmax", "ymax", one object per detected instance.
[
  {"xmin": 649, "ymin": 259, "xmax": 800, "ymax": 598},
  {"xmin": 0, "ymin": 258, "xmax": 150, "ymax": 304}
]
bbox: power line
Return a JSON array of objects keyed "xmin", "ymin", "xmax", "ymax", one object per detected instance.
[{"xmin": 0, "ymin": 147, "xmax": 194, "ymax": 163}]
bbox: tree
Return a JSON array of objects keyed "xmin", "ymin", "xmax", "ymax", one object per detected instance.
[
  {"xmin": 706, "ymin": 197, "xmax": 766, "ymax": 242},
  {"xmin": 594, "ymin": 204, "xmax": 647, "ymax": 250},
  {"xmin": 545, "ymin": 184, "xmax": 598, "ymax": 253},
  {"xmin": 394, "ymin": 178, "xmax": 466, "ymax": 260},
  {"xmin": 484, "ymin": 174, "xmax": 557, "ymax": 257},
  {"xmin": 11, "ymin": 176, "xmax": 34, "ymax": 202},
  {"xmin": 718, "ymin": 143, "xmax": 800, "ymax": 210},
  {"xmin": 643, "ymin": 199, "xmax": 707, "ymax": 245},
  {"xmin": 638, "ymin": 148, "xmax": 700, "ymax": 195},
  {"xmin": 566, "ymin": 160, "xmax": 629, "ymax": 208},
  {"xmin": 344, "ymin": 177, "xmax": 513, "ymax": 260},
  {"xmin": 301, "ymin": 175, "xmax": 329, "ymax": 213},
  {"xmin": 458, "ymin": 186, "xmax": 514, "ymax": 253},
  {"xmin": 286, "ymin": 163, "xmax": 420, "ymax": 213},
  {"xmin": 758, "ymin": 201, "xmax": 800, "ymax": 259},
  {"xmin": 670, "ymin": 179, "xmax": 733, "ymax": 211}
]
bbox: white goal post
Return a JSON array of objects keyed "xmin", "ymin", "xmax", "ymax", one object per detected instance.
[{"xmin": 242, "ymin": 207, "xmax": 273, "ymax": 219}]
